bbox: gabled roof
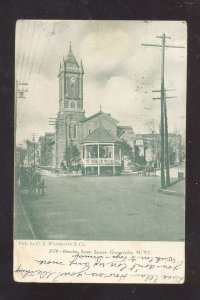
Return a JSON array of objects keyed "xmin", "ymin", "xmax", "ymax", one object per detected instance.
[
  {"xmin": 117, "ymin": 126, "xmax": 134, "ymax": 137},
  {"xmin": 81, "ymin": 126, "xmax": 121, "ymax": 144},
  {"xmin": 118, "ymin": 126, "xmax": 134, "ymax": 130},
  {"xmin": 81, "ymin": 111, "xmax": 118, "ymax": 124}
]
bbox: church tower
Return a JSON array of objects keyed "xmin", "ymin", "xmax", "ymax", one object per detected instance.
[
  {"xmin": 56, "ymin": 44, "xmax": 85, "ymax": 167},
  {"xmin": 58, "ymin": 43, "xmax": 84, "ymax": 113}
]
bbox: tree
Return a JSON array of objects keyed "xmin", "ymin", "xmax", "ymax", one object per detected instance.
[
  {"xmin": 16, "ymin": 146, "xmax": 26, "ymax": 165},
  {"xmin": 120, "ymin": 139, "xmax": 134, "ymax": 161},
  {"xmin": 64, "ymin": 144, "xmax": 80, "ymax": 170}
]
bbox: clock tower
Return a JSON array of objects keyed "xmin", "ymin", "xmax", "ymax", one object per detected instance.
[
  {"xmin": 58, "ymin": 43, "xmax": 84, "ymax": 113},
  {"xmin": 56, "ymin": 44, "xmax": 85, "ymax": 167}
]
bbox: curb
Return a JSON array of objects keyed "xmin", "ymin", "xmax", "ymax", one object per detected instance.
[{"xmin": 158, "ymin": 188, "xmax": 184, "ymax": 197}]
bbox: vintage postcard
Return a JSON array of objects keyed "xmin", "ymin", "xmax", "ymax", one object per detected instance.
[{"xmin": 14, "ymin": 20, "xmax": 186, "ymax": 283}]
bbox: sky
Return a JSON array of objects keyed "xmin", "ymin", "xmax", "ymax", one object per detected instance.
[{"xmin": 15, "ymin": 20, "xmax": 187, "ymax": 144}]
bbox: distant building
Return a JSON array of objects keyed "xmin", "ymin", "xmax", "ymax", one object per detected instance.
[
  {"xmin": 38, "ymin": 133, "xmax": 55, "ymax": 167},
  {"xmin": 23, "ymin": 139, "xmax": 40, "ymax": 167},
  {"xmin": 134, "ymin": 133, "xmax": 184, "ymax": 167},
  {"xmin": 16, "ymin": 145, "xmax": 27, "ymax": 166}
]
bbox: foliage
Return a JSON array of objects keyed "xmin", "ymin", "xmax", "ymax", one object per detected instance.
[
  {"xmin": 120, "ymin": 139, "xmax": 134, "ymax": 160},
  {"xmin": 64, "ymin": 144, "xmax": 80, "ymax": 168}
]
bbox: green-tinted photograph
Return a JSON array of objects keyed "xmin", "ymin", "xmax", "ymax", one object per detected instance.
[{"xmin": 15, "ymin": 20, "xmax": 186, "ymax": 242}]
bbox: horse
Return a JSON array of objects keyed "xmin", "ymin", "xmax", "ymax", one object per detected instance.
[
  {"xmin": 137, "ymin": 165, "xmax": 146, "ymax": 176},
  {"xmin": 72, "ymin": 163, "xmax": 81, "ymax": 175},
  {"xmin": 146, "ymin": 166, "xmax": 156, "ymax": 176},
  {"xmin": 28, "ymin": 170, "xmax": 44, "ymax": 199}
]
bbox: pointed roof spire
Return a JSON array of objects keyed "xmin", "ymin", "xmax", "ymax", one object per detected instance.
[
  {"xmin": 65, "ymin": 42, "xmax": 79, "ymax": 71},
  {"xmin": 58, "ymin": 60, "xmax": 64, "ymax": 76}
]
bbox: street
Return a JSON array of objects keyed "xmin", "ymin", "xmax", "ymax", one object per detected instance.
[{"xmin": 14, "ymin": 173, "xmax": 185, "ymax": 241}]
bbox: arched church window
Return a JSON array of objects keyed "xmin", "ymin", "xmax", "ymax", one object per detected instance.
[{"xmin": 70, "ymin": 102, "xmax": 75, "ymax": 109}]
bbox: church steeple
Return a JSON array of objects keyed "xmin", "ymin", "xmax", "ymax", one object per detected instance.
[
  {"xmin": 65, "ymin": 43, "xmax": 79, "ymax": 72},
  {"xmin": 58, "ymin": 43, "xmax": 84, "ymax": 113}
]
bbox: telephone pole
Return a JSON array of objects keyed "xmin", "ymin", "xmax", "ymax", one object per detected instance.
[
  {"xmin": 26, "ymin": 133, "xmax": 39, "ymax": 169},
  {"xmin": 16, "ymin": 80, "xmax": 28, "ymax": 101},
  {"xmin": 15, "ymin": 80, "xmax": 28, "ymax": 140},
  {"xmin": 142, "ymin": 33, "xmax": 184, "ymax": 189},
  {"xmin": 164, "ymin": 90, "xmax": 170, "ymax": 187},
  {"xmin": 153, "ymin": 89, "xmax": 177, "ymax": 187}
]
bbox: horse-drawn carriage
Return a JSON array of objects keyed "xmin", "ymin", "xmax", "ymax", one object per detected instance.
[{"xmin": 17, "ymin": 166, "xmax": 45, "ymax": 199}]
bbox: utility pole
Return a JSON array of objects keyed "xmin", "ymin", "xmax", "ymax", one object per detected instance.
[
  {"xmin": 16, "ymin": 80, "xmax": 28, "ymax": 101},
  {"xmin": 153, "ymin": 89, "xmax": 177, "ymax": 187},
  {"xmin": 15, "ymin": 80, "xmax": 28, "ymax": 166},
  {"xmin": 28, "ymin": 133, "xmax": 39, "ymax": 169},
  {"xmin": 33, "ymin": 134, "xmax": 35, "ymax": 169},
  {"xmin": 142, "ymin": 33, "xmax": 184, "ymax": 189},
  {"xmin": 25, "ymin": 133, "xmax": 39, "ymax": 168}
]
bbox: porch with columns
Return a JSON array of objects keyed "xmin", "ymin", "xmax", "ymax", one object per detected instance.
[{"xmin": 81, "ymin": 142, "xmax": 121, "ymax": 175}]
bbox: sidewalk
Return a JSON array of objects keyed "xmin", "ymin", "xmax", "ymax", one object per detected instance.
[{"xmin": 159, "ymin": 179, "xmax": 185, "ymax": 197}]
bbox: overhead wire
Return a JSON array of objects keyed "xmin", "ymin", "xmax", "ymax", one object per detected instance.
[
  {"xmin": 22, "ymin": 21, "xmax": 37, "ymax": 83},
  {"xmin": 17, "ymin": 21, "xmax": 43, "ymax": 126},
  {"xmin": 17, "ymin": 22, "xmax": 56, "ymax": 136},
  {"xmin": 28, "ymin": 23, "xmax": 56, "ymax": 100},
  {"xmin": 16, "ymin": 21, "xmax": 24, "ymax": 72},
  {"xmin": 19, "ymin": 20, "xmax": 30, "ymax": 82},
  {"xmin": 27, "ymin": 21, "xmax": 43, "ymax": 85}
]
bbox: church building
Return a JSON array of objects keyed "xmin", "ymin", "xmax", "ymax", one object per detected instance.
[{"xmin": 54, "ymin": 44, "xmax": 134, "ymax": 175}]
